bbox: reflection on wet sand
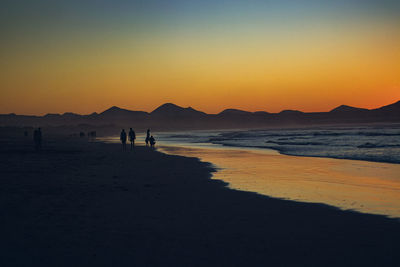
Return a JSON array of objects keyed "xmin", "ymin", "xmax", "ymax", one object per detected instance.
[{"xmin": 159, "ymin": 145, "xmax": 400, "ymax": 218}]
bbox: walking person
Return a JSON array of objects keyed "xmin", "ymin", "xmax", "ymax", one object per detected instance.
[
  {"xmin": 129, "ymin": 128, "xmax": 136, "ymax": 150},
  {"xmin": 145, "ymin": 128, "xmax": 150, "ymax": 146},
  {"xmin": 33, "ymin": 127, "xmax": 42, "ymax": 151},
  {"xmin": 120, "ymin": 129, "xmax": 127, "ymax": 151}
]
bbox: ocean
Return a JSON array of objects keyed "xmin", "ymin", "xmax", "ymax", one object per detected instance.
[{"xmin": 156, "ymin": 125, "xmax": 400, "ymax": 164}]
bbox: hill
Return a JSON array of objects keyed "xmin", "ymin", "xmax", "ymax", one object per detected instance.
[{"xmin": 0, "ymin": 101, "xmax": 399, "ymax": 133}]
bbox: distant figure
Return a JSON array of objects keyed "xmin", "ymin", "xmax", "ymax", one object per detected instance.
[
  {"xmin": 129, "ymin": 128, "xmax": 136, "ymax": 150},
  {"xmin": 149, "ymin": 135, "xmax": 156, "ymax": 148},
  {"xmin": 120, "ymin": 129, "xmax": 127, "ymax": 151},
  {"xmin": 24, "ymin": 131, "xmax": 28, "ymax": 137},
  {"xmin": 33, "ymin": 128, "xmax": 42, "ymax": 151},
  {"xmin": 88, "ymin": 131, "xmax": 96, "ymax": 140},
  {"xmin": 145, "ymin": 129, "xmax": 151, "ymax": 146}
]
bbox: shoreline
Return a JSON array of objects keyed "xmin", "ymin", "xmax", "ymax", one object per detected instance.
[
  {"xmin": 158, "ymin": 144, "xmax": 400, "ymax": 219},
  {"xmin": 98, "ymin": 132, "xmax": 400, "ymax": 165},
  {"xmin": 1, "ymin": 137, "xmax": 400, "ymax": 266}
]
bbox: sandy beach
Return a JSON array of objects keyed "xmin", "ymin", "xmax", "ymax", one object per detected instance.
[{"xmin": 1, "ymin": 136, "xmax": 400, "ymax": 266}]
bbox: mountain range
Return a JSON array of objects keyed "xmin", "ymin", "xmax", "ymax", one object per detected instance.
[{"xmin": 1, "ymin": 101, "xmax": 399, "ymax": 132}]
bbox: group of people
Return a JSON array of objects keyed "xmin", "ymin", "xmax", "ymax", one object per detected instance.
[
  {"xmin": 30, "ymin": 127, "xmax": 155, "ymax": 152},
  {"xmin": 120, "ymin": 128, "xmax": 156, "ymax": 151},
  {"xmin": 145, "ymin": 129, "xmax": 156, "ymax": 147}
]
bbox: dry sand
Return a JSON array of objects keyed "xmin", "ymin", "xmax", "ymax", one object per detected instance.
[{"xmin": 1, "ymin": 136, "xmax": 400, "ymax": 266}]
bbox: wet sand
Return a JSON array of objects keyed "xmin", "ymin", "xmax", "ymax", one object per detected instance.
[
  {"xmin": 1, "ymin": 137, "xmax": 400, "ymax": 266},
  {"xmin": 160, "ymin": 145, "xmax": 400, "ymax": 218}
]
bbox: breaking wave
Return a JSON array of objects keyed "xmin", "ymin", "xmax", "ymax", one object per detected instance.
[{"xmin": 158, "ymin": 125, "xmax": 400, "ymax": 164}]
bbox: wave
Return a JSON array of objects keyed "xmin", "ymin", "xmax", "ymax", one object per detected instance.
[
  {"xmin": 214, "ymin": 142, "xmax": 400, "ymax": 164},
  {"xmin": 218, "ymin": 131, "xmax": 400, "ymax": 140},
  {"xmin": 265, "ymin": 140, "xmax": 326, "ymax": 146},
  {"xmin": 167, "ymin": 134, "xmax": 202, "ymax": 138},
  {"xmin": 357, "ymin": 143, "xmax": 400, "ymax": 149},
  {"xmin": 218, "ymin": 132, "xmax": 312, "ymax": 138},
  {"xmin": 357, "ymin": 132, "xmax": 400, "ymax": 137},
  {"xmin": 159, "ymin": 126, "xmax": 400, "ymax": 165}
]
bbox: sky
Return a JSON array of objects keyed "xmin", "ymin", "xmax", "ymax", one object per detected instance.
[{"xmin": 1, "ymin": 0, "xmax": 399, "ymax": 115}]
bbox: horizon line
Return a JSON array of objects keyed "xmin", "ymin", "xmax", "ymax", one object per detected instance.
[{"xmin": 1, "ymin": 100, "xmax": 399, "ymax": 117}]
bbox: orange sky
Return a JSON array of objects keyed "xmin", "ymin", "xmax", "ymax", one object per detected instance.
[{"xmin": 1, "ymin": 1, "xmax": 399, "ymax": 115}]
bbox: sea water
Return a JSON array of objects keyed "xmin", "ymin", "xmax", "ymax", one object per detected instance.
[{"xmin": 156, "ymin": 125, "xmax": 400, "ymax": 164}]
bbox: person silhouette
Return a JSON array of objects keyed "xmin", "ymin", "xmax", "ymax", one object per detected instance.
[
  {"xmin": 129, "ymin": 128, "xmax": 136, "ymax": 150},
  {"xmin": 33, "ymin": 128, "xmax": 38, "ymax": 150},
  {"xmin": 145, "ymin": 129, "xmax": 150, "ymax": 146},
  {"xmin": 149, "ymin": 135, "xmax": 156, "ymax": 148},
  {"xmin": 120, "ymin": 129, "xmax": 127, "ymax": 151},
  {"xmin": 33, "ymin": 127, "xmax": 42, "ymax": 151}
]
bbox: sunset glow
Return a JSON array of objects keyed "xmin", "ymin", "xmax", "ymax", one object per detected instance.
[{"xmin": 1, "ymin": 0, "xmax": 399, "ymax": 115}]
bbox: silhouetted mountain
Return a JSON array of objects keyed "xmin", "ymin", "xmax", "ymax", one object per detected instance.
[
  {"xmin": 100, "ymin": 106, "xmax": 124, "ymax": 115},
  {"xmin": 0, "ymin": 101, "xmax": 399, "ymax": 132},
  {"xmin": 44, "ymin": 113, "xmax": 61, "ymax": 118},
  {"xmin": 366, "ymin": 101, "xmax": 400, "ymax": 122},
  {"xmin": 151, "ymin": 103, "xmax": 205, "ymax": 117},
  {"xmin": 279, "ymin": 110, "xmax": 304, "ymax": 115},
  {"xmin": 62, "ymin": 112, "xmax": 81, "ymax": 118},
  {"xmin": 98, "ymin": 106, "xmax": 149, "ymax": 126},
  {"xmin": 100, "ymin": 106, "xmax": 148, "ymax": 116},
  {"xmin": 254, "ymin": 111, "xmax": 270, "ymax": 115},
  {"xmin": 219, "ymin": 109, "xmax": 252, "ymax": 115},
  {"xmin": 148, "ymin": 103, "xmax": 207, "ymax": 130},
  {"xmin": 372, "ymin": 100, "xmax": 400, "ymax": 113},
  {"xmin": 330, "ymin": 105, "xmax": 368, "ymax": 113},
  {"xmin": 214, "ymin": 109, "xmax": 260, "ymax": 128}
]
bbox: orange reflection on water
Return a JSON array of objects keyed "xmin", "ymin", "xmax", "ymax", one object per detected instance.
[{"xmin": 160, "ymin": 145, "xmax": 400, "ymax": 218}]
